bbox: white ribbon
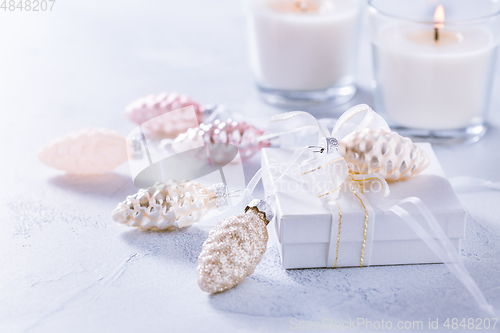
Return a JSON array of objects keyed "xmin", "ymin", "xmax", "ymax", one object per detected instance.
[
  {"xmin": 373, "ymin": 196, "xmax": 495, "ymax": 315},
  {"xmin": 451, "ymin": 177, "xmax": 500, "ymax": 192},
  {"xmin": 262, "ymin": 104, "xmax": 391, "ymax": 205}
]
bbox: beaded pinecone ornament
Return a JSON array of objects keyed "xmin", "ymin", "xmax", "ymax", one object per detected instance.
[
  {"xmin": 197, "ymin": 200, "xmax": 272, "ymax": 293},
  {"xmin": 172, "ymin": 119, "xmax": 270, "ymax": 161},
  {"xmin": 38, "ymin": 128, "xmax": 127, "ymax": 175},
  {"xmin": 339, "ymin": 128, "xmax": 430, "ymax": 181},
  {"xmin": 125, "ymin": 92, "xmax": 205, "ymax": 138},
  {"xmin": 112, "ymin": 180, "xmax": 227, "ymax": 231}
]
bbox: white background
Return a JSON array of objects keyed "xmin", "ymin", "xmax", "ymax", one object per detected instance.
[{"xmin": 0, "ymin": 0, "xmax": 499, "ymax": 332}]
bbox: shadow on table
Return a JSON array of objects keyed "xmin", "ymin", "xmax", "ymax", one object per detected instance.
[
  {"xmin": 120, "ymin": 226, "xmax": 209, "ymax": 265},
  {"xmin": 205, "ymin": 245, "xmax": 351, "ymax": 318},
  {"xmin": 49, "ymin": 172, "xmax": 136, "ymax": 198},
  {"xmin": 205, "ymin": 242, "xmax": 490, "ymax": 321}
]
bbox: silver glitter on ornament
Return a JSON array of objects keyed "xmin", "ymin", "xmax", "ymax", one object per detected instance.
[{"xmin": 197, "ymin": 201, "xmax": 272, "ymax": 293}]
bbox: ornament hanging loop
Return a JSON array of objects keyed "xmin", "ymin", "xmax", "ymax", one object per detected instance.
[
  {"xmin": 308, "ymin": 137, "xmax": 339, "ymax": 154},
  {"xmin": 227, "ymin": 189, "xmax": 247, "ymax": 198},
  {"xmin": 308, "ymin": 146, "xmax": 325, "ymax": 153}
]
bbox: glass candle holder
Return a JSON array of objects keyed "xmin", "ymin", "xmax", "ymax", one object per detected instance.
[
  {"xmin": 369, "ymin": 0, "xmax": 500, "ymax": 144},
  {"xmin": 246, "ymin": 0, "xmax": 362, "ymax": 109}
]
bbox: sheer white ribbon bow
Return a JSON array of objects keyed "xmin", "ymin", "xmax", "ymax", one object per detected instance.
[{"xmin": 261, "ymin": 104, "xmax": 391, "ymax": 267}]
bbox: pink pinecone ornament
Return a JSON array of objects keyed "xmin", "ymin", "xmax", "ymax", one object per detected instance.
[
  {"xmin": 38, "ymin": 128, "xmax": 127, "ymax": 175},
  {"xmin": 125, "ymin": 92, "xmax": 205, "ymax": 138},
  {"xmin": 172, "ymin": 119, "xmax": 270, "ymax": 161}
]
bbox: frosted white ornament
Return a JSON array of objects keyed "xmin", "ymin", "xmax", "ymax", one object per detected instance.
[
  {"xmin": 339, "ymin": 128, "xmax": 430, "ymax": 181},
  {"xmin": 38, "ymin": 128, "xmax": 127, "ymax": 175},
  {"xmin": 112, "ymin": 180, "xmax": 227, "ymax": 230},
  {"xmin": 197, "ymin": 200, "xmax": 272, "ymax": 293}
]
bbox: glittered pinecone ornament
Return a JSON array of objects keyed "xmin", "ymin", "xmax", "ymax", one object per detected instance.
[
  {"xmin": 125, "ymin": 92, "xmax": 205, "ymax": 138},
  {"xmin": 172, "ymin": 119, "xmax": 270, "ymax": 161},
  {"xmin": 38, "ymin": 128, "xmax": 127, "ymax": 175},
  {"xmin": 112, "ymin": 180, "xmax": 228, "ymax": 231},
  {"xmin": 197, "ymin": 199, "xmax": 273, "ymax": 293},
  {"xmin": 339, "ymin": 128, "xmax": 430, "ymax": 181}
]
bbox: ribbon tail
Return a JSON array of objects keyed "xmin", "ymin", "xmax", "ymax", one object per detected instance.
[
  {"xmin": 246, "ymin": 146, "xmax": 310, "ymax": 219},
  {"xmin": 450, "ymin": 177, "xmax": 500, "ymax": 192},
  {"xmin": 450, "ymin": 176, "xmax": 500, "ymax": 237},
  {"xmin": 381, "ymin": 197, "xmax": 494, "ymax": 315},
  {"xmin": 245, "ymin": 167, "xmax": 265, "ymax": 198},
  {"xmin": 273, "ymin": 147, "xmax": 310, "ymax": 187}
]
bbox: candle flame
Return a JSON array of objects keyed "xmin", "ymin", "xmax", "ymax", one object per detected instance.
[{"xmin": 434, "ymin": 5, "xmax": 445, "ymax": 29}]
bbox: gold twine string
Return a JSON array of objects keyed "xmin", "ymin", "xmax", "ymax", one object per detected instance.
[
  {"xmin": 300, "ymin": 159, "xmax": 379, "ymax": 268},
  {"xmin": 346, "ymin": 177, "xmax": 369, "ymax": 267},
  {"xmin": 333, "ymin": 200, "xmax": 342, "ymax": 268},
  {"xmin": 352, "ymin": 177, "xmax": 387, "ymax": 196},
  {"xmin": 317, "ymin": 185, "xmax": 342, "ymax": 198}
]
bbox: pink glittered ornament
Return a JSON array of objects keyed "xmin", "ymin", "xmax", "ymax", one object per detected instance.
[
  {"xmin": 172, "ymin": 119, "xmax": 270, "ymax": 160},
  {"xmin": 38, "ymin": 128, "xmax": 127, "ymax": 175},
  {"xmin": 125, "ymin": 92, "xmax": 205, "ymax": 138}
]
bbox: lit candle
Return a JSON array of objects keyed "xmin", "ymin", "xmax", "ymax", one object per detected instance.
[
  {"xmin": 434, "ymin": 5, "xmax": 444, "ymax": 42},
  {"xmin": 371, "ymin": 4, "xmax": 499, "ymax": 133},
  {"xmin": 247, "ymin": 0, "xmax": 361, "ymax": 104}
]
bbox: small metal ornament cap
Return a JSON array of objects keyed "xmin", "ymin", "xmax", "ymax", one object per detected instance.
[
  {"xmin": 202, "ymin": 104, "xmax": 218, "ymax": 116},
  {"xmin": 309, "ymin": 137, "xmax": 339, "ymax": 154},
  {"xmin": 213, "ymin": 183, "xmax": 228, "ymax": 208},
  {"xmin": 245, "ymin": 199, "xmax": 274, "ymax": 223},
  {"xmin": 130, "ymin": 136, "xmax": 144, "ymax": 159},
  {"xmin": 319, "ymin": 137, "xmax": 339, "ymax": 154}
]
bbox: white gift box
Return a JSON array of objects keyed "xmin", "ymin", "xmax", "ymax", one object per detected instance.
[{"xmin": 261, "ymin": 143, "xmax": 465, "ymax": 269}]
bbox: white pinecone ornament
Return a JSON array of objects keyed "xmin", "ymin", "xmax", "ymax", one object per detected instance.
[
  {"xmin": 38, "ymin": 128, "xmax": 127, "ymax": 175},
  {"xmin": 112, "ymin": 180, "xmax": 227, "ymax": 231},
  {"xmin": 339, "ymin": 128, "xmax": 430, "ymax": 181},
  {"xmin": 197, "ymin": 200, "xmax": 272, "ymax": 293}
]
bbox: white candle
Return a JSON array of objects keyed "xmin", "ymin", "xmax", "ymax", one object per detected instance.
[
  {"xmin": 248, "ymin": 0, "xmax": 361, "ymax": 91},
  {"xmin": 372, "ymin": 7, "xmax": 497, "ymax": 130}
]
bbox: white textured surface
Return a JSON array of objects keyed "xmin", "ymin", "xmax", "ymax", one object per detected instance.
[{"xmin": 1, "ymin": 0, "xmax": 500, "ymax": 332}]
